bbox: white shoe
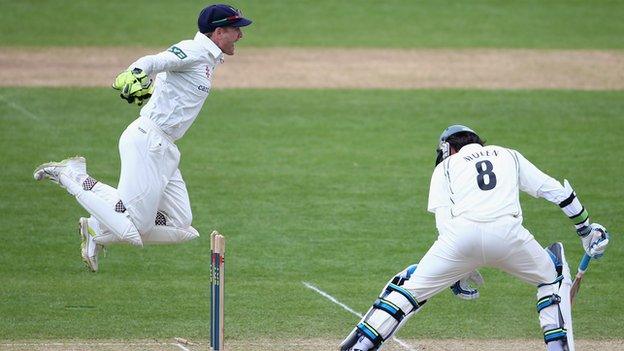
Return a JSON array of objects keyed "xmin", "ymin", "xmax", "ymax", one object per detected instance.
[
  {"xmin": 79, "ymin": 217, "xmax": 102, "ymax": 272},
  {"xmin": 33, "ymin": 156, "xmax": 87, "ymax": 186}
]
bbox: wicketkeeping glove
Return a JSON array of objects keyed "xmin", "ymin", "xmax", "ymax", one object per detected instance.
[
  {"xmin": 112, "ymin": 68, "xmax": 154, "ymax": 106},
  {"xmin": 579, "ymin": 223, "xmax": 610, "ymax": 259},
  {"xmin": 450, "ymin": 270, "xmax": 484, "ymax": 300}
]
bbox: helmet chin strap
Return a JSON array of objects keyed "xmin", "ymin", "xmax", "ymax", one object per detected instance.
[{"xmin": 435, "ymin": 141, "xmax": 451, "ymax": 166}]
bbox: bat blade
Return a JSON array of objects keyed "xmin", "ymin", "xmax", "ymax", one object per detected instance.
[
  {"xmin": 570, "ymin": 273, "xmax": 584, "ymax": 304},
  {"xmin": 570, "ymin": 253, "xmax": 591, "ymax": 305}
]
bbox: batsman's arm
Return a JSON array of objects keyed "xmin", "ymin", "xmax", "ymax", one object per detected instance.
[
  {"xmin": 510, "ymin": 150, "xmax": 588, "ymax": 227},
  {"xmin": 512, "ymin": 153, "xmax": 611, "ymax": 257}
]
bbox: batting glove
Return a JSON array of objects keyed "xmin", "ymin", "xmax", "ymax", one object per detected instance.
[
  {"xmin": 112, "ymin": 68, "xmax": 153, "ymax": 106},
  {"xmin": 450, "ymin": 270, "xmax": 484, "ymax": 300},
  {"xmin": 580, "ymin": 223, "xmax": 610, "ymax": 259}
]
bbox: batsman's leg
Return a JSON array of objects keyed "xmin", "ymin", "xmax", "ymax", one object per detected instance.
[
  {"xmin": 339, "ymin": 264, "xmax": 426, "ymax": 351},
  {"xmin": 537, "ymin": 243, "xmax": 574, "ymax": 351},
  {"xmin": 491, "ymin": 221, "xmax": 575, "ymax": 351},
  {"xmin": 340, "ymin": 226, "xmax": 480, "ymax": 351}
]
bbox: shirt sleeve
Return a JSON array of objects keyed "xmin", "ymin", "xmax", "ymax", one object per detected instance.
[
  {"xmin": 512, "ymin": 149, "xmax": 569, "ymax": 204},
  {"xmin": 427, "ymin": 163, "xmax": 451, "ymax": 213},
  {"xmin": 128, "ymin": 45, "xmax": 194, "ymax": 75}
]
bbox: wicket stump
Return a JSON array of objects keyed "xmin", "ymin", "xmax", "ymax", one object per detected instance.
[{"xmin": 210, "ymin": 231, "xmax": 225, "ymax": 350}]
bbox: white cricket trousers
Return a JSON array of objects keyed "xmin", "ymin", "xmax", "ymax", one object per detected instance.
[
  {"xmin": 400, "ymin": 215, "xmax": 572, "ymax": 349},
  {"xmin": 403, "ymin": 215, "xmax": 557, "ymax": 300},
  {"xmin": 72, "ymin": 116, "xmax": 199, "ymax": 246},
  {"xmin": 118, "ymin": 116, "xmax": 192, "ymax": 233}
]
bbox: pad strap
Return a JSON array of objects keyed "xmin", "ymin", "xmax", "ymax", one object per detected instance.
[
  {"xmin": 373, "ymin": 298, "xmax": 405, "ymax": 322},
  {"xmin": 544, "ymin": 327, "xmax": 567, "ymax": 343},
  {"xmin": 356, "ymin": 322, "xmax": 383, "ymax": 348},
  {"xmin": 537, "ymin": 275, "xmax": 563, "ymax": 288},
  {"xmin": 536, "ymin": 294, "xmax": 561, "ymax": 313},
  {"xmin": 386, "ymin": 283, "xmax": 421, "ymax": 310}
]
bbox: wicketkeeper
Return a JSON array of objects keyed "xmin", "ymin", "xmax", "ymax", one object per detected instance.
[
  {"xmin": 33, "ymin": 4, "xmax": 252, "ymax": 272},
  {"xmin": 340, "ymin": 125, "xmax": 610, "ymax": 351}
]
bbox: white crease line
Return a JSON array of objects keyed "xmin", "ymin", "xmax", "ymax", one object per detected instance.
[
  {"xmin": 303, "ymin": 281, "xmax": 364, "ymax": 318},
  {"xmin": 2, "ymin": 342, "xmax": 194, "ymax": 351},
  {"xmin": 302, "ymin": 281, "xmax": 417, "ymax": 351},
  {"xmin": 6, "ymin": 342, "xmax": 193, "ymax": 350},
  {"xmin": 0, "ymin": 94, "xmax": 43, "ymax": 121},
  {"xmin": 172, "ymin": 342, "xmax": 191, "ymax": 351}
]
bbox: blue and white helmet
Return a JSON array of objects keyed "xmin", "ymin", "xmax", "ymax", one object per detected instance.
[{"xmin": 435, "ymin": 124, "xmax": 478, "ymax": 165}]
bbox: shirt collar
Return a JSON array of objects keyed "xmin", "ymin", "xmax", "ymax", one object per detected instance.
[
  {"xmin": 458, "ymin": 143, "xmax": 483, "ymax": 153},
  {"xmin": 194, "ymin": 32, "xmax": 224, "ymax": 63}
]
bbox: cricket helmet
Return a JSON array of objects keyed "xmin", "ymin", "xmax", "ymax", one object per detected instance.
[{"xmin": 435, "ymin": 124, "xmax": 479, "ymax": 165}]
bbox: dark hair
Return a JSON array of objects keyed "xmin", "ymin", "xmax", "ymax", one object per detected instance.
[{"xmin": 446, "ymin": 131, "xmax": 485, "ymax": 152}]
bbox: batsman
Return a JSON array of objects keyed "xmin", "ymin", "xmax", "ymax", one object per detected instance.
[
  {"xmin": 340, "ymin": 125, "xmax": 610, "ymax": 351},
  {"xmin": 33, "ymin": 4, "xmax": 252, "ymax": 272}
]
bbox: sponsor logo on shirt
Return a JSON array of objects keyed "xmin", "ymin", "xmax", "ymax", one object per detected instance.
[
  {"xmin": 198, "ymin": 85, "xmax": 210, "ymax": 93},
  {"xmin": 168, "ymin": 46, "xmax": 187, "ymax": 59}
]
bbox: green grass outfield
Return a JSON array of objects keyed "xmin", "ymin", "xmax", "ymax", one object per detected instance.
[
  {"xmin": 0, "ymin": 88, "xmax": 622, "ymax": 340},
  {"xmin": 1, "ymin": 0, "xmax": 624, "ymax": 48}
]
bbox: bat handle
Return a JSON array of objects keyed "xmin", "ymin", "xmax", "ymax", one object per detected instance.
[{"xmin": 578, "ymin": 253, "xmax": 591, "ymax": 273}]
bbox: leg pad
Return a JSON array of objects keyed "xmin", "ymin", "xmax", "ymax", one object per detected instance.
[
  {"xmin": 538, "ymin": 243, "xmax": 574, "ymax": 349},
  {"xmin": 339, "ymin": 264, "xmax": 425, "ymax": 351}
]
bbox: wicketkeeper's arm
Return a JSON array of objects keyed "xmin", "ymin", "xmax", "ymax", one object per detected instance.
[
  {"xmin": 112, "ymin": 68, "xmax": 154, "ymax": 106},
  {"xmin": 128, "ymin": 45, "xmax": 194, "ymax": 76},
  {"xmin": 112, "ymin": 45, "xmax": 197, "ymax": 105}
]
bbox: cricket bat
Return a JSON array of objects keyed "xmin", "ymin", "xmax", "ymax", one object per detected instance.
[{"xmin": 570, "ymin": 253, "xmax": 591, "ymax": 305}]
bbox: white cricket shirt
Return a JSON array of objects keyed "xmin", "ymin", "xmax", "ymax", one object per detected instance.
[
  {"xmin": 129, "ymin": 32, "xmax": 224, "ymax": 141},
  {"xmin": 428, "ymin": 143, "xmax": 570, "ymax": 221}
]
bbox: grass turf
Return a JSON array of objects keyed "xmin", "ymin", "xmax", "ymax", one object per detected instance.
[
  {"xmin": 0, "ymin": 88, "xmax": 622, "ymax": 340},
  {"xmin": 1, "ymin": 0, "xmax": 623, "ymax": 48}
]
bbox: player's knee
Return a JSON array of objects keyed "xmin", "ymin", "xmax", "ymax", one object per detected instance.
[
  {"xmin": 119, "ymin": 221, "xmax": 144, "ymax": 246},
  {"xmin": 186, "ymin": 226, "xmax": 200, "ymax": 240},
  {"xmin": 178, "ymin": 212, "xmax": 192, "ymax": 228}
]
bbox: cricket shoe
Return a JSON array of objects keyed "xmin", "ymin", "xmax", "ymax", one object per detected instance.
[
  {"xmin": 33, "ymin": 156, "xmax": 87, "ymax": 187},
  {"xmin": 79, "ymin": 217, "xmax": 103, "ymax": 272}
]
